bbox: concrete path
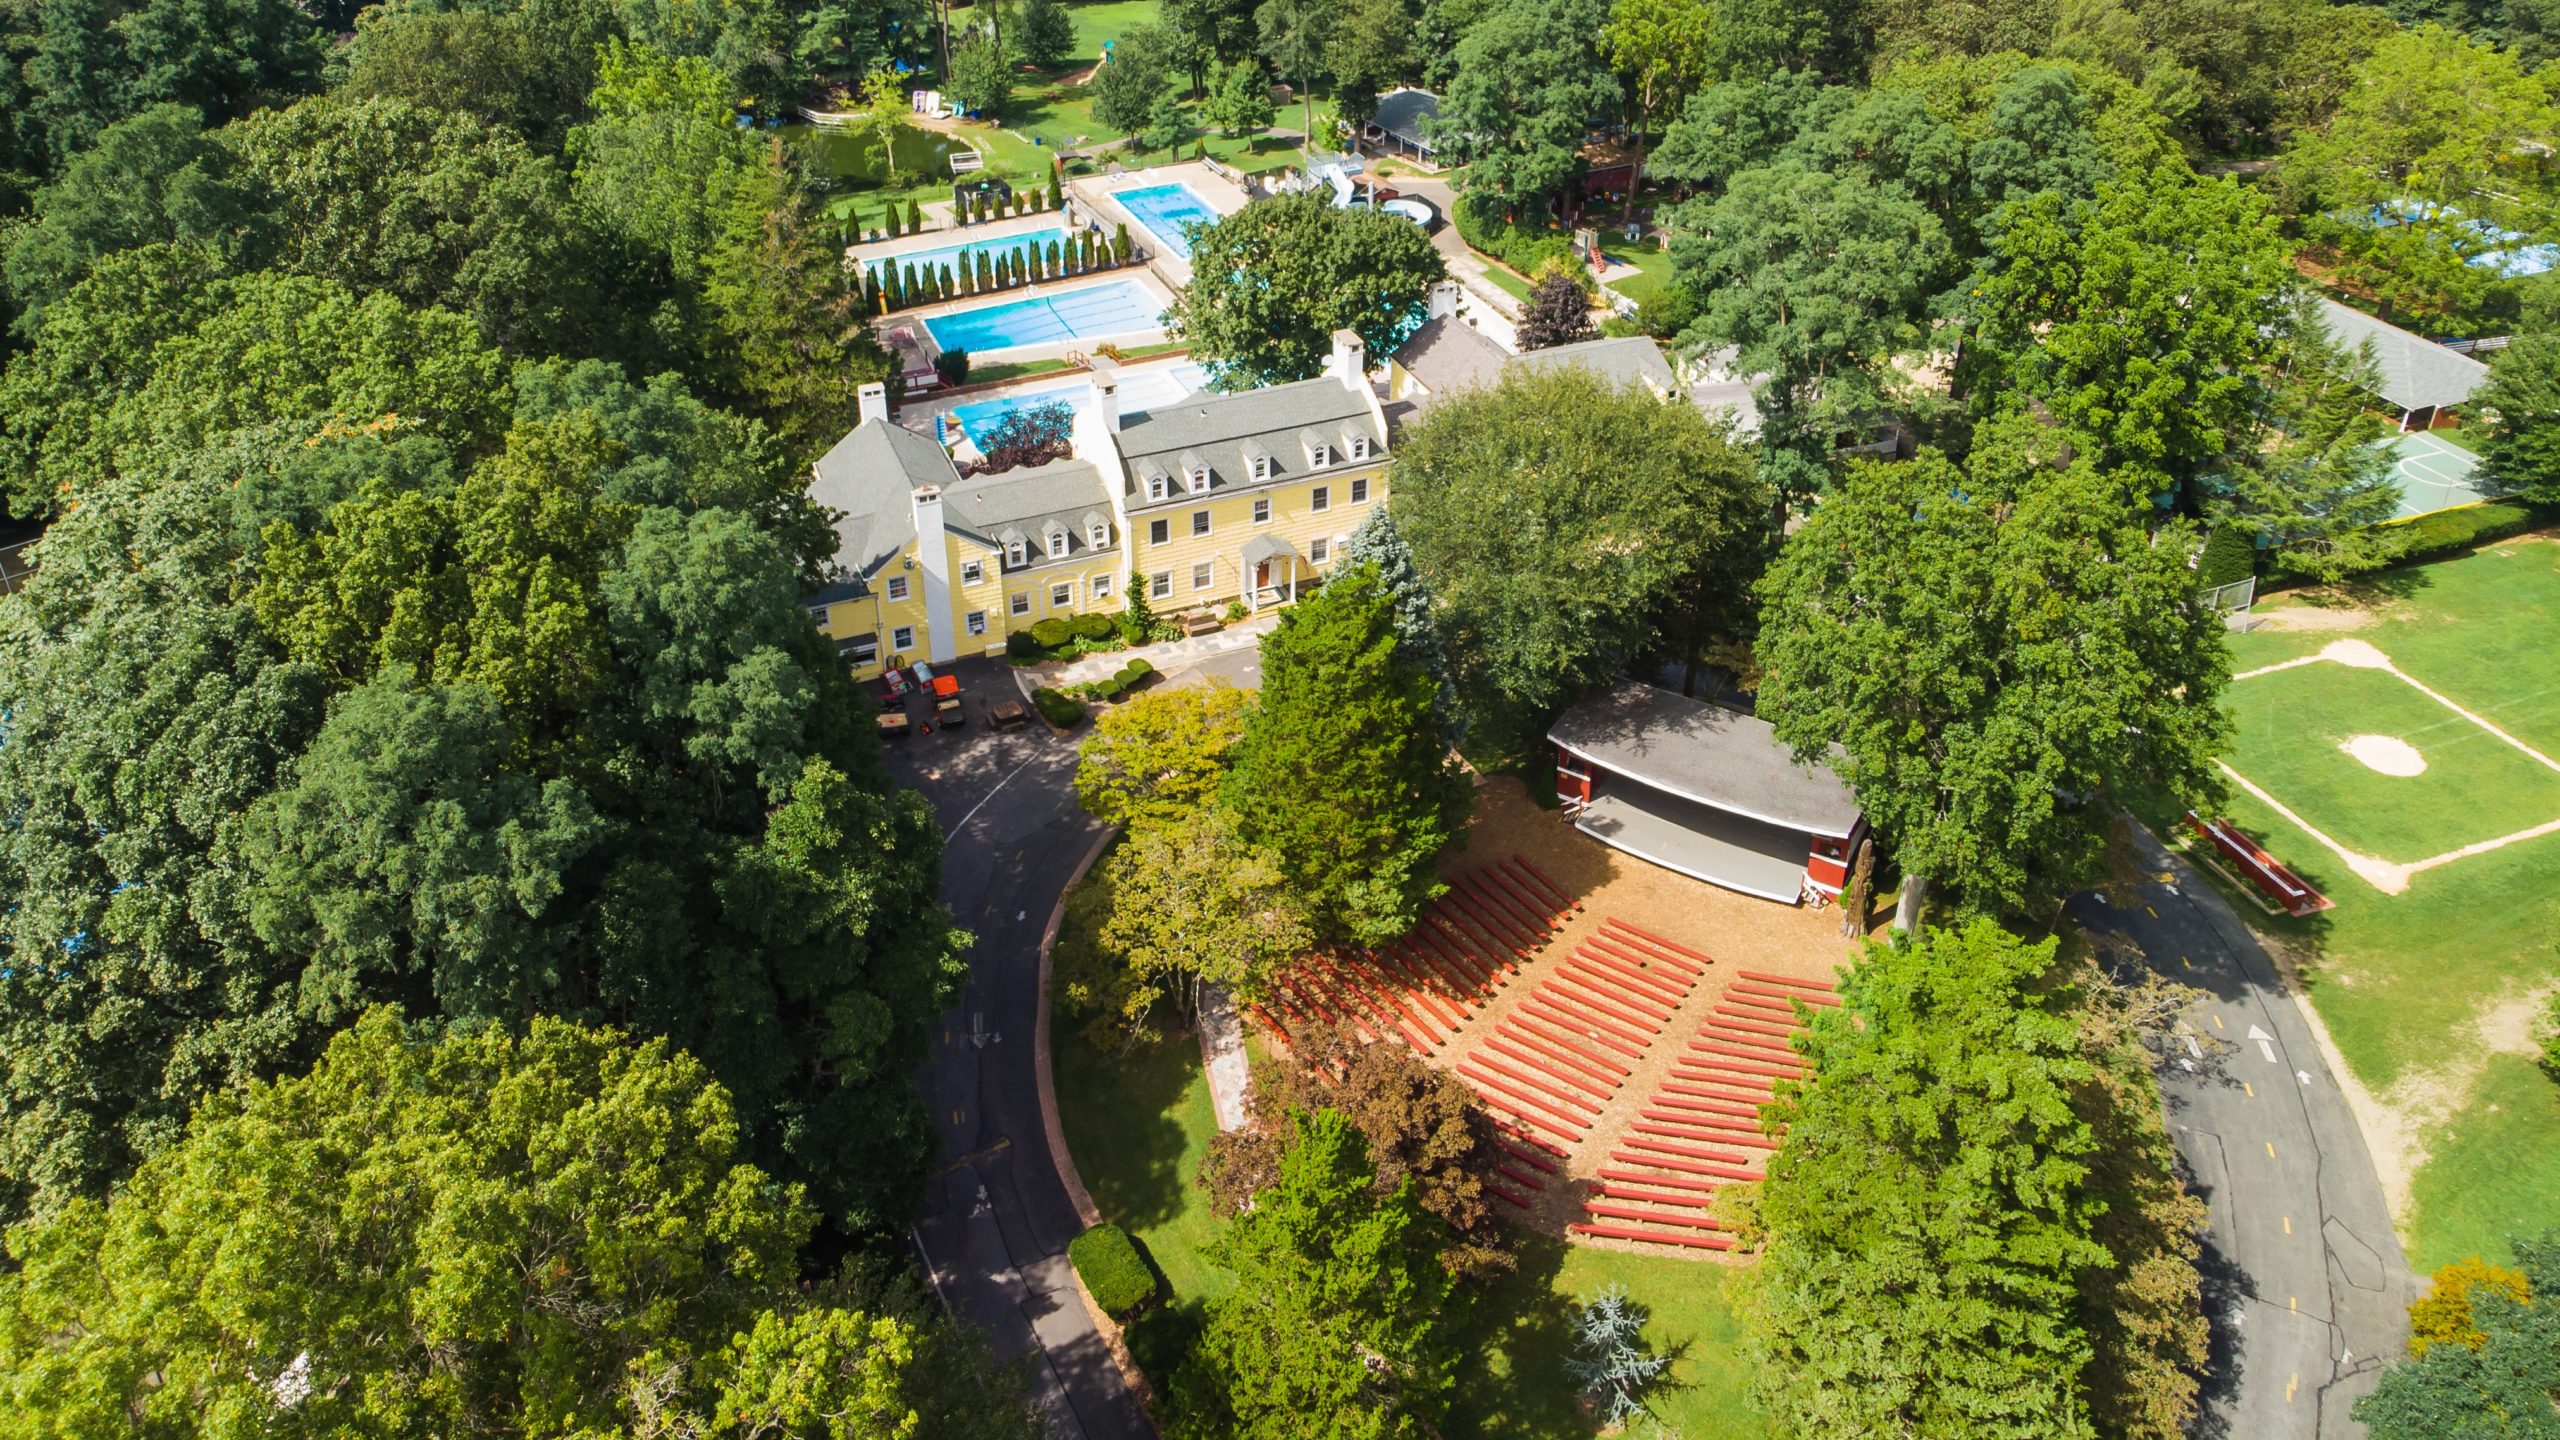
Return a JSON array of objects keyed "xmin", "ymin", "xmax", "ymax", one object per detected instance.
[
  {"xmin": 1195, "ymin": 983, "xmax": 1253, "ymax": 1133},
  {"xmin": 884, "ymin": 656, "xmax": 1152, "ymax": 1440},
  {"xmin": 2068, "ymin": 822, "xmax": 2413, "ymax": 1440},
  {"xmin": 1388, "ymin": 174, "xmax": 1523, "ymax": 327},
  {"xmin": 1035, "ymin": 613, "xmax": 1278, "ymax": 687}
]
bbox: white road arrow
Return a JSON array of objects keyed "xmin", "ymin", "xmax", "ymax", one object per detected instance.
[
  {"xmin": 970, "ymin": 1013, "xmax": 990, "ymax": 1050},
  {"xmin": 2298, "ymin": 1070, "xmax": 2314, "ymax": 1087},
  {"xmin": 2247, "ymin": 1024, "xmax": 2278, "ymax": 1063},
  {"xmin": 2182, "ymin": 1029, "xmax": 2204, "ymax": 1060}
]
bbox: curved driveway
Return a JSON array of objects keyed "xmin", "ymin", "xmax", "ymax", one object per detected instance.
[
  {"xmin": 881, "ymin": 657, "xmax": 1149, "ymax": 1440},
  {"xmin": 2068, "ymin": 823, "xmax": 2413, "ymax": 1440}
]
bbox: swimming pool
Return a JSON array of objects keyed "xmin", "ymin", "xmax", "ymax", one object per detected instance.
[
  {"xmin": 864, "ymin": 225, "xmax": 1071, "ymax": 286},
  {"xmin": 923, "ymin": 281, "xmax": 1164, "ymax": 354},
  {"xmin": 1115, "ymin": 183, "xmax": 1221, "ymax": 260},
  {"xmin": 946, "ymin": 363, "xmax": 1211, "ymax": 447}
]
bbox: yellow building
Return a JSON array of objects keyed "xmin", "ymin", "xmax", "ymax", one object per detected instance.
[{"xmin": 803, "ymin": 333, "xmax": 1393, "ymax": 677}]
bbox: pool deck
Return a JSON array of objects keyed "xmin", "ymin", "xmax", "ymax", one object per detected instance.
[
  {"xmin": 874, "ymin": 268, "xmax": 1182, "ymax": 370},
  {"xmin": 896, "ymin": 352, "xmax": 1210, "ymax": 459},
  {"xmin": 1069, "ymin": 161, "xmax": 1254, "ymax": 289},
  {"xmin": 847, "ymin": 211, "xmax": 1073, "ymax": 279}
]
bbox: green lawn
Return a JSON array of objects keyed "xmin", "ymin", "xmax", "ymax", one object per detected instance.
[
  {"xmin": 1052, "ymin": 1017, "xmax": 1235, "ymax": 1303},
  {"xmin": 2221, "ymin": 657, "xmax": 2560, "ymax": 862},
  {"xmin": 1596, "ymin": 234, "xmax": 1676, "ymax": 310},
  {"xmin": 2168, "ymin": 538, "xmax": 2560, "ymax": 1270}
]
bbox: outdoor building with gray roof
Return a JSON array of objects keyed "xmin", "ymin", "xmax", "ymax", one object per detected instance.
[
  {"xmin": 1389, "ymin": 282, "xmax": 1678, "ymax": 416},
  {"xmin": 2316, "ymin": 296, "xmax": 2490, "ymax": 425},
  {"xmin": 1550, "ymin": 681, "xmax": 1867, "ymax": 906}
]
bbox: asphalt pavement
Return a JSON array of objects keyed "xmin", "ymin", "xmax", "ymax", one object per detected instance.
[
  {"xmin": 2068, "ymin": 823, "xmax": 2413, "ymax": 1440},
  {"xmin": 880, "ymin": 656, "xmax": 1150, "ymax": 1440}
]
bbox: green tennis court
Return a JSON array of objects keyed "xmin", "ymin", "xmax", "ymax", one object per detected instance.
[{"xmin": 2381, "ymin": 430, "xmax": 2506, "ymax": 519}]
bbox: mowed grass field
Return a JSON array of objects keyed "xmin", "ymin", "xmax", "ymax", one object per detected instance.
[
  {"xmin": 2195, "ymin": 536, "xmax": 2560, "ymax": 1270},
  {"xmin": 1051, "ymin": 930, "xmax": 1773, "ymax": 1436}
]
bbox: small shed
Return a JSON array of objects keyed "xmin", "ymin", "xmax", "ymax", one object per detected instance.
[{"xmin": 1549, "ymin": 682, "xmax": 1867, "ymax": 906}]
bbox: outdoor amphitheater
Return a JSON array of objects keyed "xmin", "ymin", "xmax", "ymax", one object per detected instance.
[{"xmin": 1248, "ymin": 782, "xmax": 1862, "ymax": 1257}]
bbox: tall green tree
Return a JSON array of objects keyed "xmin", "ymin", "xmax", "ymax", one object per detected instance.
[
  {"xmin": 1754, "ymin": 447, "xmax": 2230, "ymax": 923},
  {"xmin": 2211, "ymin": 296, "xmax": 2408, "ymax": 583},
  {"xmin": 1092, "ymin": 22, "xmax": 1178, "ymax": 138},
  {"xmin": 1601, "ymin": 0, "xmax": 1715, "ymax": 221},
  {"xmin": 1706, "ymin": 0, "xmax": 1874, "ymax": 78},
  {"xmin": 337, "ymin": 1, "xmax": 610, "ymax": 150},
  {"xmin": 2, "ymin": 103, "xmax": 264, "ymax": 338},
  {"xmin": 947, "ymin": 30, "xmax": 1012, "ymax": 119},
  {"xmin": 0, "ymin": 1009, "xmax": 1038, "ymax": 1439},
  {"xmin": 1179, "ymin": 1109, "xmax": 1466, "ymax": 1438},
  {"xmin": 1016, "ymin": 0, "xmax": 1077, "ymax": 65},
  {"xmin": 1256, "ymin": 0, "xmax": 1342, "ymax": 142},
  {"xmin": 2355, "ymin": 1231, "xmax": 2560, "ymax": 1440},
  {"xmin": 1967, "ymin": 166, "xmax": 2297, "ymax": 494},
  {"xmin": 1754, "ymin": 920, "xmax": 2111, "ymax": 1439},
  {"xmin": 1671, "ymin": 161, "xmax": 1951, "ymax": 507},
  {"xmin": 1325, "ymin": 0, "xmax": 1411, "ymax": 130},
  {"xmin": 1224, "ymin": 565, "xmax": 1472, "ymax": 945},
  {"xmin": 1431, "ymin": 0, "xmax": 1618, "ymax": 209},
  {"xmin": 1075, "ymin": 681, "xmax": 1255, "ymax": 827},
  {"xmin": 1163, "ymin": 192, "xmax": 1445, "ymax": 389},
  {"xmin": 1390, "ymin": 366, "xmax": 1764, "ymax": 748},
  {"xmin": 1092, "ymin": 811, "xmax": 1314, "ymax": 1035},
  {"xmin": 1208, "ymin": 57, "xmax": 1280, "ymax": 138},
  {"xmin": 2475, "ymin": 292, "xmax": 2560, "ymax": 505}
]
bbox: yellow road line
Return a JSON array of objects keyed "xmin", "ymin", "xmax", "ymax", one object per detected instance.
[
  {"xmin": 2243, "ymin": 1081, "xmax": 2254, "ymax": 1097},
  {"xmin": 2284, "ymin": 1216, "xmax": 2293, "ymax": 1234},
  {"xmin": 2267, "ymin": 1141, "xmax": 2278, "ymax": 1159}
]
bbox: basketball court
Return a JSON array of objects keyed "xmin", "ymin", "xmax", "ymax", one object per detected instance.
[{"xmin": 2381, "ymin": 430, "xmax": 2504, "ymax": 519}]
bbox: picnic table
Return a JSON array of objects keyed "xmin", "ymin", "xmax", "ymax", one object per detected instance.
[
  {"xmin": 990, "ymin": 698, "xmax": 1029, "ymax": 729},
  {"xmin": 877, "ymin": 708, "xmax": 912, "ymax": 738}
]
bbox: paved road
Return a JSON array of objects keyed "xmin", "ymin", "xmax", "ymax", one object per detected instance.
[
  {"xmin": 882, "ymin": 657, "xmax": 1149, "ymax": 1440},
  {"xmin": 2067, "ymin": 823, "xmax": 2412, "ymax": 1440}
]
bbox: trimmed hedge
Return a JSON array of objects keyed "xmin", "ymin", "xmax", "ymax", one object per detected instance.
[
  {"xmin": 1070, "ymin": 611, "xmax": 1117, "ymax": 642},
  {"xmin": 1069, "ymin": 1223, "xmax": 1157, "ymax": 1316},
  {"xmin": 1028, "ymin": 617, "xmax": 1074, "ymax": 649},
  {"xmin": 1032, "ymin": 686, "xmax": 1085, "ymax": 727},
  {"xmin": 2266, "ymin": 499, "xmax": 2557, "ymax": 589},
  {"xmin": 1117, "ymin": 657, "xmax": 1155, "ymax": 684},
  {"xmin": 1453, "ymin": 195, "xmax": 1579, "ymax": 279},
  {"xmin": 2196, "ymin": 524, "xmax": 2256, "ymax": 588}
]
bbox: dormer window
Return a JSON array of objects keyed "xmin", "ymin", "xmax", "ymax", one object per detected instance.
[
  {"xmin": 1187, "ymin": 466, "xmax": 1210, "ymax": 494},
  {"xmin": 1006, "ymin": 539, "xmax": 1027, "ymax": 567},
  {"xmin": 1244, "ymin": 442, "xmax": 1272, "ymax": 482},
  {"xmin": 1180, "ymin": 450, "xmax": 1210, "ymax": 493},
  {"xmin": 1088, "ymin": 520, "xmax": 1109, "ymax": 548},
  {"xmin": 1146, "ymin": 471, "xmax": 1170, "ymax": 501},
  {"xmin": 1300, "ymin": 429, "xmax": 1332, "ymax": 468},
  {"xmin": 1346, "ymin": 432, "xmax": 1371, "ymax": 460},
  {"xmin": 1046, "ymin": 529, "xmax": 1069, "ymax": 559}
]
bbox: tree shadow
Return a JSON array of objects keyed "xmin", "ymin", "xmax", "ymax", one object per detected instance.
[
  {"xmin": 1054, "ymin": 1019, "xmax": 1207, "ymax": 1233},
  {"xmin": 1446, "ymin": 1232, "xmax": 1595, "ymax": 1438}
]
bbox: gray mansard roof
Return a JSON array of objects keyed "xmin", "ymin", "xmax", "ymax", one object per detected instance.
[
  {"xmin": 1115, "ymin": 376, "xmax": 1385, "ymax": 506},
  {"xmin": 1393, "ymin": 321, "xmax": 1676, "ymax": 404},
  {"xmin": 2317, "ymin": 297, "xmax": 2488, "ymax": 412},
  {"xmin": 1549, "ymin": 681, "xmax": 1863, "ymax": 838}
]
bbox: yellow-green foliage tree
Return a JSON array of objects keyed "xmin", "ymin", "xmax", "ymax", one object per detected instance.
[{"xmin": 2407, "ymin": 1257, "xmax": 2533, "ymax": 1356}]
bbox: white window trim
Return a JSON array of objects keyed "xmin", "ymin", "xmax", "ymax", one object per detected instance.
[
  {"xmin": 1250, "ymin": 455, "xmax": 1271, "ymax": 481},
  {"xmin": 1147, "ymin": 474, "xmax": 1170, "ymax": 501},
  {"xmin": 892, "ymin": 625, "xmax": 915, "ymax": 651},
  {"xmin": 1347, "ymin": 434, "xmax": 1371, "ymax": 460},
  {"xmin": 1191, "ymin": 511, "xmax": 1211, "ymax": 537},
  {"xmin": 1187, "ymin": 468, "xmax": 1211, "ymax": 494},
  {"xmin": 886, "ymin": 575, "xmax": 909, "ymax": 601},
  {"xmin": 966, "ymin": 610, "xmax": 987, "ymax": 635},
  {"xmin": 962, "ymin": 560, "xmax": 984, "ymax": 584},
  {"xmin": 1192, "ymin": 561, "xmax": 1213, "ymax": 590},
  {"xmin": 1092, "ymin": 574, "xmax": 1113, "ymax": 599},
  {"xmin": 1010, "ymin": 592, "xmax": 1031, "ymax": 615},
  {"xmin": 1050, "ymin": 582, "xmax": 1071, "ymax": 606},
  {"xmin": 1151, "ymin": 570, "xmax": 1171, "ymax": 598},
  {"xmin": 1088, "ymin": 522, "xmax": 1109, "ymax": 548},
  {"xmin": 1310, "ymin": 485, "xmax": 1330, "ymax": 513},
  {"xmin": 1308, "ymin": 442, "xmax": 1331, "ymax": 468},
  {"xmin": 1350, "ymin": 477, "xmax": 1370, "ymax": 503},
  {"xmin": 1311, "ymin": 537, "xmax": 1331, "ymax": 564},
  {"xmin": 1006, "ymin": 541, "xmax": 1027, "ymax": 567},
  {"xmin": 1253, "ymin": 497, "xmax": 1271, "ymax": 524},
  {"xmin": 1047, "ymin": 532, "xmax": 1068, "ymax": 560}
]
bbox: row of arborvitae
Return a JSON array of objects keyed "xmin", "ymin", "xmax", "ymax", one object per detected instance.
[
  {"xmin": 954, "ymin": 176, "xmax": 1067, "ymax": 227},
  {"xmin": 859, "ymin": 223, "xmax": 1136, "ymax": 314}
]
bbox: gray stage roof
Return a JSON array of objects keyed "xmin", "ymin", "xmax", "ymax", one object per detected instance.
[
  {"xmin": 2317, "ymin": 297, "xmax": 2488, "ymax": 413},
  {"xmin": 1549, "ymin": 681, "xmax": 1862, "ymax": 838}
]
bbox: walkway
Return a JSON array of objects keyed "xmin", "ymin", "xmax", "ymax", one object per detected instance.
[{"xmin": 2067, "ymin": 822, "xmax": 2412, "ymax": 1440}]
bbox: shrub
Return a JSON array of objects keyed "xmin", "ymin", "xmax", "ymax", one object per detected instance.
[
  {"xmin": 933, "ymin": 348, "xmax": 971, "ymax": 388},
  {"xmin": 1032, "ymin": 686, "xmax": 1085, "ymax": 727},
  {"xmin": 1029, "ymin": 617, "xmax": 1074, "ymax": 649},
  {"xmin": 1223, "ymin": 599, "xmax": 1247, "ymax": 622},
  {"xmin": 2266, "ymin": 499, "xmax": 2555, "ymax": 588},
  {"xmin": 1071, "ymin": 611, "xmax": 1117, "ymax": 642},
  {"xmin": 1453, "ymin": 194, "xmax": 1577, "ymax": 277},
  {"xmin": 1119, "ymin": 657, "xmax": 1155, "ymax": 683},
  {"xmin": 1006, "ymin": 629, "xmax": 1045, "ymax": 660},
  {"xmin": 1064, "ymin": 1209, "xmax": 1157, "ymax": 1311},
  {"xmin": 2196, "ymin": 524, "xmax": 2257, "ymax": 588}
]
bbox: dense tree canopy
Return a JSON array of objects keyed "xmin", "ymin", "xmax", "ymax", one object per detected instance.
[
  {"xmin": 1165, "ymin": 193, "xmax": 1446, "ymax": 388},
  {"xmin": 0, "ymin": 1010, "xmax": 1037, "ymax": 1438},
  {"xmin": 1430, "ymin": 0, "xmax": 1619, "ymax": 209},
  {"xmin": 1390, "ymin": 367, "xmax": 1766, "ymax": 747},
  {"xmin": 2355, "ymin": 1232, "xmax": 2560, "ymax": 1439},
  {"xmin": 1754, "ymin": 445, "xmax": 2229, "ymax": 920}
]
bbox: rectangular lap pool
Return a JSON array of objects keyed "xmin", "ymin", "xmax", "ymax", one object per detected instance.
[
  {"xmin": 1115, "ymin": 183, "xmax": 1220, "ymax": 260},
  {"xmin": 864, "ymin": 224, "xmax": 1071, "ymax": 285},
  {"xmin": 923, "ymin": 281, "xmax": 1163, "ymax": 354}
]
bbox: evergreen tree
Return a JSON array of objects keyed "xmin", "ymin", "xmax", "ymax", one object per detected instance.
[
  {"xmin": 1178, "ymin": 1109, "xmax": 1466, "ymax": 1438},
  {"xmin": 2355, "ymin": 1232, "xmax": 2560, "ymax": 1440},
  {"xmin": 2476, "ymin": 289, "xmax": 2560, "ymax": 504},
  {"xmin": 1209, "ymin": 57, "xmax": 1279, "ymax": 138},
  {"xmin": 1755, "ymin": 920, "xmax": 2112, "ymax": 1439},
  {"xmin": 1018, "ymin": 0, "xmax": 1076, "ymax": 66},
  {"xmin": 1223, "ymin": 565, "xmax": 1472, "ymax": 945},
  {"xmin": 1339, "ymin": 507, "xmax": 1457, "ymax": 736}
]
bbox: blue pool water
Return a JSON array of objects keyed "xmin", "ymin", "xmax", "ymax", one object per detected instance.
[
  {"xmin": 923, "ymin": 281, "xmax": 1163, "ymax": 353},
  {"xmin": 864, "ymin": 225, "xmax": 1071, "ymax": 285},
  {"xmin": 946, "ymin": 363, "xmax": 1211, "ymax": 447},
  {"xmin": 1115, "ymin": 183, "xmax": 1220, "ymax": 260}
]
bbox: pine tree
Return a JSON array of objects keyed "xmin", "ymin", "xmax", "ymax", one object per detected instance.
[
  {"xmin": 1222, "ymin": 565, "xmax": 1472, "ymax": 945},
  {"xmin": 1113, "ymin": 221, "xmax": 1132, "ymax": 263},
  {"xmin": 1567, "ymin": 1286, "xmax": 1674, "ymax": 1431},
  {"xmin": 1339, "ymin": 508, "xmax": 1457, "ymax": 738}
]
